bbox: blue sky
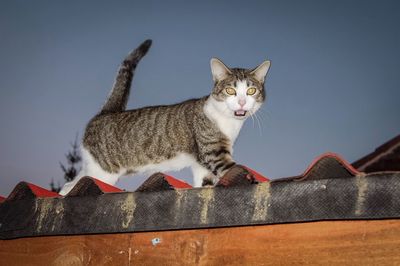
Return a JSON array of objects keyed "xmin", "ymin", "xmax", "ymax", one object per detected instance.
[{"xmin": 0, "ymin": 0, "xmax": 399, "ymax": 196}]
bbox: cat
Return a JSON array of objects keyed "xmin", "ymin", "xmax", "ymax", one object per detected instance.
[{"xmin": 59, "ymin": 39, "xmax": 270, "ymax": 195}]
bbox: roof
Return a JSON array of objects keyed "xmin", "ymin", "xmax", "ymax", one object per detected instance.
[
  {"xmin": 1, "ymin": 152, "xmax": 399, "ymax": 240},
  {"xmin": 353, "ymin": 134, "xmax": 400, "ymax": 172}
]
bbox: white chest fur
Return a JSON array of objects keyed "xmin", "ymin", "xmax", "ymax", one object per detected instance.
[{"xmin": 203, "ymin": 97, "xmax": 244, "ymax": 143}]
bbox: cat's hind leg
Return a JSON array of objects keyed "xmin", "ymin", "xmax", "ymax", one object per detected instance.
[
  {"xmin": 59, "ymin": 147, "xmax": 122, "ymax": 195},
  {"xmin": 58, "ymin": 172, "xmax": 84, "ymax": 195},
  {"xmin": 59, "ymin": 168, "xmax": 121, "ymax": 195}
]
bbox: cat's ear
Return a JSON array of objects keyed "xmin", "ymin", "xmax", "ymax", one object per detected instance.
[
  {"xmin": 250, "ymin": 60, "xmax": 271, "ymax": 83},
  {"xmin": 210, "ymin": 58, "xmax": 232, "ymax": 82}
]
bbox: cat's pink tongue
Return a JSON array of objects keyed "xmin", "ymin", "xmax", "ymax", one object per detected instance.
[{"xmin": 234, "ymin": 110, "xmax": 247, "ymax": 116}]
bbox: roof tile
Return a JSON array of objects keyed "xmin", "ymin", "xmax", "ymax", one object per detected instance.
[
  {"xmin": 244, "ymin": 166, "xmax": 270, "ymax": 182},
  {"xmin": 216, "ymin": 165, "xmax": 261, "ymax": 187},
  {"xmin": 300, "ymin": 152, "xmax": 359, "ymax": 179},
  {"xmin": 66, "ymin": 176, "xmax": 123, "ymax": 197},
  {"xmin": 136, "ymin": 173, "xmax": 192, "ymax": 192},
  {"xmin": 6, "ymin": 182, "xmax": 59, "ymax": 201},
  {"xmin": 0, "ymin": 153, "xmax": 366, "ymax": 199},
  {"xmin": 275, "ymin": 152, "xmax": 360, "ymax": 182}
]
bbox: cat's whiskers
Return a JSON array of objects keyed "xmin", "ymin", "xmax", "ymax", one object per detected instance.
[
  {"xmin": 249, "ymin": 110, "xmax": 256, "ymax": 129},
  {"xmin": 253, "ymin": 109, "xmax": 271, "ymax": 132},
  {"xmin": 256, "ymin": 108, "xmax": 271, "ymax": 121},
  {"xmin": 254, "ymin": 112, "xmax": 263, "ymax": 135},
  {"xmin": 256, "ymin": 113, "xmax": 263, "ymax": 136},
  {"xmin": 249, "ymin": 109, "xmax": 263, "ymax": 136}
]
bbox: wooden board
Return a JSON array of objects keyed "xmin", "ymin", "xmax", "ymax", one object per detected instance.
[{"xmin": 1, "ymin": 220, "xmax": 400, "ymax": 265}]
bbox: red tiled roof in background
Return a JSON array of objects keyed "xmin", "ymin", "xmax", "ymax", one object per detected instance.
[
  {"xmin": 352, "ymin": 134, "xmax": 400, "ymax": 173},
  {"xmin": 0, "ymin": 196, "xmax": 5, "ymax": 203}
]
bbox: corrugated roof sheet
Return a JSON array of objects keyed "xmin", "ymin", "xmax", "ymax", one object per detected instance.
[
  {"xmin": 1, "ymin": 152, "xmax": 399, "ymax": 240},
  {"xmin": 136, "ymin": 172, "xmax": 192, "ymax": 192},
  {"xmin": 0, "ymin": 163, "xmax": 269, "ymax": 200}
]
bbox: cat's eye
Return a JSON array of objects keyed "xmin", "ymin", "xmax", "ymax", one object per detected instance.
[
  {"xmin": 225, "ymin": 87, "xmax": 236, "ymax": 95},
  {"xmin": 247, "ymin": 87, "xmax": 257, "ymax": 95}
]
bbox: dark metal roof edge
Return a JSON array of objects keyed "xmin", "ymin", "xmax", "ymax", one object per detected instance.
[
  {"xmin": 352, "ymin": 134, "xmax": 400, "ymax": 168},
  {"xmin": 1, "ymin": 172, "xmax": 399, "ymax": 240}
]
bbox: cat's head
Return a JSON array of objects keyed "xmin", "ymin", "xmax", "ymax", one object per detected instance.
[{"xmin": 209, "ymin": 58, "xmax": 270, "ymax": 120}]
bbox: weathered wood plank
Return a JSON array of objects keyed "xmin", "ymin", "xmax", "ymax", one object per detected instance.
[
  {"xmin": 130, "ymin": 219, "xmax": 400, "ymax": 265},
  {"xmin": 0, "ymin": 234, "xmax": 131, "ymax": 266},
  {"xmin": 1, "ymin": 220, "xmax": 399, "ymax": 265}
]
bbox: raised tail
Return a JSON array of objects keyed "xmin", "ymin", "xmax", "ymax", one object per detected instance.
[{"xmin": 99, "ymin": 39, "xmax": 152, "ymax": 115}]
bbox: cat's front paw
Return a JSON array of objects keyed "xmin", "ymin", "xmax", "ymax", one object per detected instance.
[{"xmin": 201, "ymin": 175, "xmax": 216, "ymax": 187}]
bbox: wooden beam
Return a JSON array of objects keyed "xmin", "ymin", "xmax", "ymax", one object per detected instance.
[{"xmin": 1, "ymin": 220, "xmax": 400, "ymax": 265}]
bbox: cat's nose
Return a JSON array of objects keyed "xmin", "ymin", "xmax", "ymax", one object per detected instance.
[{"xmin": 238, "ymin": 99, "xmax": 246, "ymax": 107}]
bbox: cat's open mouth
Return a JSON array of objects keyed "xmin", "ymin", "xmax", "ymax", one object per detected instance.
[{"xmin": 234, "ymin": 110, "xmax": 247, "ymax": 116}]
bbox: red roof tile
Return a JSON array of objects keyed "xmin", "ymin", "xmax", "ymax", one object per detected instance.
[
  {"xmin": 244, "ymin": 166, "xmax": 270, "ymax": 182},
  {"xmin": 136, "ymin": 172, "xmax": 192, "ymax": 192},
  {"xmin": 67, "ymin": 176, "xmax": 123, "ymax": 197},
  {"xmin": 6, "ymin": 182, "xmax": 59, "ymax": 201},
  {"xmin": 91, "ymin": 177, "xmax": 125, "ymax": 193},
  {"xmin": 164, "ymin": 174, "xmax": 192, "ymax": 189}
]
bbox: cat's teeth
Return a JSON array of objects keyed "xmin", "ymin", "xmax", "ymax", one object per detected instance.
[{"xmin": 234, "ymin": 110, "xmax": 247, "ymax": 116}]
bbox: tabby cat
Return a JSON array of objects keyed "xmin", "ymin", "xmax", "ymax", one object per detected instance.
[{"xmin": 59, "ymin": 39, "xmax": 270, "ymax": 195}]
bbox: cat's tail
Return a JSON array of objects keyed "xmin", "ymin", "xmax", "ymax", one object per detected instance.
[{"xmin": 99, "ymin": 39, "xmax": 152, "ymax": 115}]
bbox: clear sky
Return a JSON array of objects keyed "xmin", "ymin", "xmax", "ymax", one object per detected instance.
[{"xmin": 0, "ymin": 0, "xmax": 399, "ymax": 196}]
